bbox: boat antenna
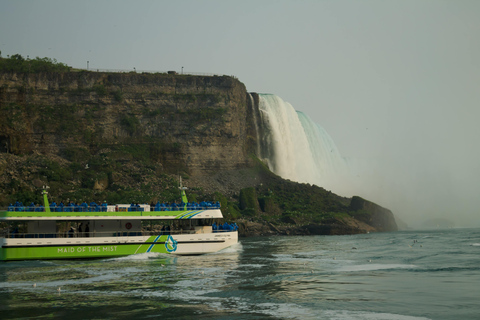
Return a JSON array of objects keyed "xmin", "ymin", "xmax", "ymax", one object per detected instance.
[
  {"xmin": 178, "ymin": 176, "xmax": 188, "ymax": 209},
  {"xmin": 42, "ymin": 185, "xmax": 51, "ymax": 213}
]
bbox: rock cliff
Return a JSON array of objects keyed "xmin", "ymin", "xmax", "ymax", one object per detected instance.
[{"xmin": 0, "ymin": 72, "xmax": 253, "ymax": 175}]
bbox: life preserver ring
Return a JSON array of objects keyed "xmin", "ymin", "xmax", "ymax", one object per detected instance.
[{"xmin": 125, "ymin": 222, "xmax": 132, "ymax": 230}]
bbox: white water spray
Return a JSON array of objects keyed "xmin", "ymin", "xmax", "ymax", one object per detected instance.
[{"xmin": 256, "ymin": 94, "xmax": 356, "ymax": 196}]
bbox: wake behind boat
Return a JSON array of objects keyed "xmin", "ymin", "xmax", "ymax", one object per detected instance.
[{"xmin": 0, "ymin": 184, "xmax": 238, "ymax": 261}]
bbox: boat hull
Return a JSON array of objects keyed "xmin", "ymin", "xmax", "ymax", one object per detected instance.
[{"xmin": 0, "ymin": 231, "xmax": 238, "ymax": 261}]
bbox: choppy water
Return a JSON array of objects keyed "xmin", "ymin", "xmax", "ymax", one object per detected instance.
[{"xmin": 1, "ymin": 228, "xmax": 479, "ymax": 319}]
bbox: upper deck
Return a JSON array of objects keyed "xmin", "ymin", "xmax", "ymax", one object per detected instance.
[{"xmin": 0, "ymin": 204, "xmax": 224, "ymax": 220}]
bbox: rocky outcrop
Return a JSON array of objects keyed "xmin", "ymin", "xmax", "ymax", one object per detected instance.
[
  {"xmin": 349, "ymin": 196, "xmax": 398, "ymax": 232},
  {"xmin": 236, "ymin": 216, "xmax": 378, "ymax": 237}
]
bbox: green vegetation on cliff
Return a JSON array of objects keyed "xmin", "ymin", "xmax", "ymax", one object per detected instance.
[
  {"xmin": 0, "ymin": 53, "xmax": 71, "ymax": 73},
  {"xmin": 234, "ymin": 157, "xmax": 350, "ymax": 223}
]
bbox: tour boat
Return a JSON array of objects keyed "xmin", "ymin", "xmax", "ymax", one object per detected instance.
[{"xmin": 0, "ymin": 186, "xmax": 238, "ymax": 261}]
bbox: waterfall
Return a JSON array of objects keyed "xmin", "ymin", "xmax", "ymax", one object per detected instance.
[
  {"xmin": 256, "ymin": 93, "xmax": 354, "ymax": 196},
  {"xmin": 248, "ymin": 93, "xmax": 261, "ymax": 156}
]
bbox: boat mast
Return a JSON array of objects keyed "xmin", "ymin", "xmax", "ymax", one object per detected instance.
[
  {"xmin": 42, "ymin": 186, "xmax": 51, "ymax": 213},
  {"xmin": 179, "ymin": 176, "xmax": 188, "ymax": 210}
]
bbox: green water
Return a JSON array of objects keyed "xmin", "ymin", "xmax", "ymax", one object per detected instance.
[{"xmin": 1, "ymin": 229, "xmax": 479, "ymax": 319}]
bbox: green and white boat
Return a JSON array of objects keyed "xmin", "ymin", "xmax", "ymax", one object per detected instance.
[{"xmin": 0, "ymin": 186, "xmax": 238, "ymax": 261}]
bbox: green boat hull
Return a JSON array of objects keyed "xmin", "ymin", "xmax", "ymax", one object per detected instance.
[{"xmin": 1, "ymin": 235, "xmax": 176, "ymax": 261}]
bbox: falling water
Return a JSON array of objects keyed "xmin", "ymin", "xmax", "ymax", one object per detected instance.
[
  {"xmin": 256, "ymin": 94, "xmax": 354, "ymax": 196},
  {"xmin": 248, "ymin": 93, "xmax": 261, "ymax": 156}
]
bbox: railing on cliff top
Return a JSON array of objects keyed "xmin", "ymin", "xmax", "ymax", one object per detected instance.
[{"xmin": 77, "ymin": 67, "xmax": 237, "ymax": 79}]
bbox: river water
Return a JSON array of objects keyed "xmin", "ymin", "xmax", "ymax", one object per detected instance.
[{"xmin": 1, "ymin": 228, "xmax": 479, "ymax": 319}]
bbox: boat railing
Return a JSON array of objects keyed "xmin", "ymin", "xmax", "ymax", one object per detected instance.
[
  {"xmin": 1, "ymin": 228, "xmax": 236, "ymax": 239},
  {"xmin": 2, "ymin": 204, "xmax": 221, "ymax": 212}
]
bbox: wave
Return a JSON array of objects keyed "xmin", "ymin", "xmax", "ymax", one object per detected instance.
[
  {"xmin": 337, "ymin": 264, "xmax": 418, "ymax": 272},
  {"xmin": 105, "ymin": 252, "xmax": 163, "ymax": 261},
  {"xmin": 224, "ymin": 301, "xmax": 431, "ymax": 320},
  {"xmin": 320, "ymin": 310, "xmax": 431, "ymax": 320},
  {"xmin": 210, "ymin": 242, "xmax": 243, "ymax": 254}
]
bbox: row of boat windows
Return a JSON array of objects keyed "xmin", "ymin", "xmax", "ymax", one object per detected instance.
[{"xmin": 4, "ymin": 223, "xmax": 239, "ymax": 238}]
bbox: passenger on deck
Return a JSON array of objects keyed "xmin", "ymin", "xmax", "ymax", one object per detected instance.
[
  {"xmin": 130, "ymin": 203, "xmax": 136, "ymax": 212},
  {"xmin": 65, "ymin": 202, "xmax": 75, "ymax": 212}
]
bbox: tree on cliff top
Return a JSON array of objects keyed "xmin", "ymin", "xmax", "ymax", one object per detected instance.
[{"xmin": 0, "ymin": 54, "xmax": 71, "ymax": 73}]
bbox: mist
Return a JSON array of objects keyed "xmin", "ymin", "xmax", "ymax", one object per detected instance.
[{"xmin": 256, "ymin": 93, "xmax": 479, "ymax": 229}]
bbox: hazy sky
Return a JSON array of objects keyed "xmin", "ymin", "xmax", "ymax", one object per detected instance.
[{"xmin": 1, "ymin": 0, "xmax": 479, "ymax": 227}]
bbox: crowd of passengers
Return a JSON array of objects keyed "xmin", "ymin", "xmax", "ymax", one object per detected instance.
[
  {"xmin": 150, "ymin": 201, "xmax": 220, "ymax": 212},
  {"xmin": 212, "ymin": 222, "xmax": 238, "ymax": 232},
  {"xmin": 8, "ymin": 201, "xmax": 108, "ymax": 212},
  {"xmin": 7, "ymin": 200, "xmax": 221, "ymax": 212}
]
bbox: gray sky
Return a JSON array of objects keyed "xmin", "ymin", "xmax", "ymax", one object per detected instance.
[{"xmin": 1, "ymin": 0, "xmax": 479, "ymax": 227}]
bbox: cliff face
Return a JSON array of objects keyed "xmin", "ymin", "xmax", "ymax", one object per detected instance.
[{"xmin": 0, "ymin": 72, "xmax": 253, "ymax": 175}]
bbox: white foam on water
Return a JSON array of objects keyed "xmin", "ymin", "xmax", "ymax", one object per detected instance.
[
  {"xmin": 0, "ymin": 272, "xmax": 121, "ymax": 290},
  {"xmin": 106, "ymin": 252, "xmax": 162, "ymax": 261},
  {"xmin": 144, "ymin": 286, "xmax": 221, "ymax": 301},
  {"xmin": 272, "ymin": 253, "xmax": 294, "ymax": 261},
  {"xmin": 321, "ymin": 310, "xmax": 431, "ymax": 320},
  {"xmin": 293, "ymin": 250, "xmax": 330, "ymax": 257},
  {"xmin": 219, "ymin": 301, "xmax": 432, "ymax": 320},
  {"xmin": 236, "ymin": 263, "xmax": 266, "ymax": 269},
  {"xmin": 337, "ymin": 263, "xmax": 418, "ymax": 272},
  {"xmin": 252, "ymin": 302, "xmax": 317, "ymax": 319},
  {"xmin": 470, "ymin": 243, "xmax": 480, "ymax": 246},
  {"xmin": 211, "ymin": 242, "xmax": 243, "ymax": 254}
]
